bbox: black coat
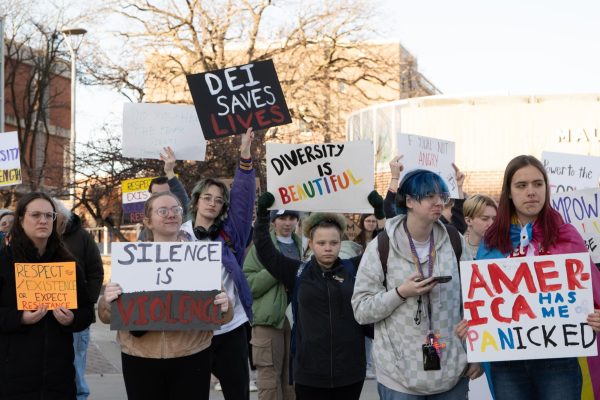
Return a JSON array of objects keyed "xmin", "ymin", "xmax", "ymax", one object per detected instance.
[
  {"xmin": 253, "ymin": 211, "xmax": 365, "ymax": 388},
  {"xmin": 0, "ymin": 244, "xmax": 94, "ymax": 400}
]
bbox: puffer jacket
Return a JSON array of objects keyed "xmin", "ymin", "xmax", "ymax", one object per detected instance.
[{"xmin": 352, "ymin": 215, "xmax": 470, "ymax": 395}]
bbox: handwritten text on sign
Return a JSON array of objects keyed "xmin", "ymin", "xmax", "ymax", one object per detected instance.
[
  {"xmin": 122, "ymin": 103, "xmax": 207, "ymax": 161},
  {"xmin": 266, "ymin": 141, "xmax": 374, "ymax": 212},
  {"xmin": 0, "ymin": 131, "xmax": 22, "ymax": 187},
  {"xmin": 551, "ymin": 188, "xmax": 600, "ymax": 263},
  {"xmin": 542, "ymin": 151, "xmax": 600, "ymax": 193},
  {"xmin": 121, "ymin": 176, "xmax": 156, "ymax": 224},
  {"xmin": 15, "ymin": 262, "xmax": 77, "ymax": 310},
  {"xmin": 460, "ymin": 253, "xmax": 596, "ymax": 362},
  {"xmin": 396, "ymin": 133, "xmax": 458, "ymax": 198},
  {"xmin": 186, "ymin": 60, "xmax": 291, "ymax": 140},
  {"xmin": 110, "ymin": 242, "xmax": 222, "ymax": 330}
]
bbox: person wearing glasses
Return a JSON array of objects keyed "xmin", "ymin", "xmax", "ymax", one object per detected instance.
[
  {"xmin": 188, "ymin": 127, "xmax": 256, "ymax": 400},
  {"xmin": 0, "ymin": 192, "xmax": 94, "ymax": 399},
  {"xmin": 98, "ymin": 191, "xmax": 233, "ymax": 400},
  {"xmin": 352, "ymin": 169, "xmax": 482, "ymax": 399}
]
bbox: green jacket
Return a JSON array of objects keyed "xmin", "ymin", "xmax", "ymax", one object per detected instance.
[{"xmin": 244, "ymin": 231, "xmax": 302, "ymax": 329}]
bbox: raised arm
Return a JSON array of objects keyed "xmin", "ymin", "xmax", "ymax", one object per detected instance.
[{"xmin": 161, "ymin": 146, "xmax": 191, "ymax": 214}]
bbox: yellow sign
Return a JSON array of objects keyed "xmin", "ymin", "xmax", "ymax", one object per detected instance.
[{"xmin": 15, "ymin": 262, "xmax": 78, "ymax": 310}]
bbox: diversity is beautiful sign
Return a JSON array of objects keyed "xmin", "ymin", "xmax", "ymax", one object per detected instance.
[
  {"xmin": 0, "ymin": 131, "xmax": 22, "ymax": 187},
  {"xmin": 460, "ymin": 253, "xmax": 596, "ymax": 362},
  {"xmin": 266, "ymin": 141, "xmax": 374, "ymax": 212}
]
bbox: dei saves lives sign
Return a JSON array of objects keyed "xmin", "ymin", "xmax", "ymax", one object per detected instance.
[
  {"xmin": 186, "ymin": 60, "xmax": 291, "ymax": 140},
  {"xmin": 460, "ymin": 253, "xmax": 596, "ymax": 362}
]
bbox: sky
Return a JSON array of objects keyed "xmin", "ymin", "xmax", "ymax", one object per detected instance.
[{"xmin": 77, "ymin": 0, "xmax": 600, "ymax": 143}]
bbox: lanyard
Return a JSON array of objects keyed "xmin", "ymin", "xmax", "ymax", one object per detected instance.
[{"xmin": 403, "ymin": 219, "xmax": 435, "ymax": 330}]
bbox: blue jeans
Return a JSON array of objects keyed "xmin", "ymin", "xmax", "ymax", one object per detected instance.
[
  {"xmin": 365, "ymin": 337, "xmax": 374, "ymax": 372},
  {"xmin": 73, "ymin": 327, "xmax": 91, "ymax": 400},
  {"xmin": 490, "ymin": 358, "xmax": 581, "ymax": 400},
  {"xmin": 378, "ymin": 378, "xmax": 468, "ymax": 400}
]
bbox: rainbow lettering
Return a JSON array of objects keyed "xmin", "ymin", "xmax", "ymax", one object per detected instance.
[{"xmin": 278, "ymin": 169, "xmax": 363, "ymax": 204}]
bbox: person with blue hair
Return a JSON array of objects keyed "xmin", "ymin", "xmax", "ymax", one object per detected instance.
[{"xmin": 352, "ymin": 169, "xmax": 483, "ymax": 399}]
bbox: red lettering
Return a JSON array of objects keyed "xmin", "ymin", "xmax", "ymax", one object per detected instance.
[
  {"xmin": 149, "ymin": 297, "xmax": 166, "ymax": 322},
  {"xmin": 534, "ymin": 260, "xmax": 562, "ymax": 292},
  {"xmin": 490, "ymin": 297, "xmax": 512, "ymax": 323},
  {"xmin": 566, "ymin": 258, "xmax": 590, "ymax": 290},
  {"xmin": 254, "ymin": 109, "xmax": 269, "ymax": 127},
  {"xmin": 165, "ymin": 293, "xmax": 178, "ymax": 324},
  {"xmin": 467, "ymin": 264, "xmax": 494, "ymax": 299},
  {"xmin": 329, "ymin": 175, "xmax": 338, "ymax": 192},
  {"xmin": 278, "ymin": 187, "xmax": 291, "ymax": 204},
  {"xmin": 289, "ymin": 185, "xmax": 299, "ymax": 202},
  {"xmin": 235, "ymin": 112, "xmax": 253, "ymax": 129},
  {"xmin": 489, "ymin": 262, "xmax": 536, "ymax": 294},
  {"xmin": 191, "ymin": 297, "xmax": 210, "ymax": 321},
  {"xmin": 210, "ymin": 114, "xmax": 229, "ymax": 136},
  {"xmin": 464, "ymin": 300, "xmax": 488, "ymax": 326},
  {"xmin": 512, "ymin": 294, "xmax": 537, "ymax": 322},
  {"xmin": 270, "ymin": 105, "xmax": 285, "ymax": 123},
  {"xmin": 179, "ymin": 294, "xmax": 193, "ymax": 324},
  {"xmin": 133, "ymin": 295, "xmax": 149, "ymax": 326}
]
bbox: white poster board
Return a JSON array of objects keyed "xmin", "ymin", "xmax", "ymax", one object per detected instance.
[
  {"xmin": 460, "ymin": 253, "xmax": 596, "ymax": 362},
  {"xmin": 122, "ymin": 103, "xmax": 206, "ymax": 161},
  {"xmin": 396, "ymin": 133, "xmax": 458, "ymax": 198},
  {"xmin": 0, "ymin": 131, "xmax": 22, "ymax": 187},
  {"xmin": 551, "ymin": 188, "xmax": 600, "ymax": 263},
  {"xmin": 111, "ymin": 242, "xmax": 221, "ymax": 292},
  {"xmin": 542, "ymin": 151, "xmax": 600, "ymax": 193},
  {"xmin": 266, "ymin": 141, "xmax": 374, "ymax": 212}
]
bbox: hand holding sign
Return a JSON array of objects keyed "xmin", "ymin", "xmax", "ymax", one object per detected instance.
[
  {"xmin": 453, "ymin": 163, "xmax": 466, "ymax": 199},
  {"xmin": 160, "ymin": 147, "xmax": 177, "ymax": 179},
  {"xmin": 21, "ymin": 306, "xmax": 48, "ymax": 325},
  {"xmin": 587, "ymin": 309, "xmax": 600, "ymax": 332},
  {"xmin": 104, "ymin": 282, "xmax": 122, "ymax": 303},
  {"xmin": 52, "ymin": 307, "xmax": 74, "ymax": 326},
  {"xmin": 214, "ymin": 291, "xmax": 229, "ymax": 314}
]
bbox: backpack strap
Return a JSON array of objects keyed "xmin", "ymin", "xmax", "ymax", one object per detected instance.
[
  {"xmin": 219, "ymin": 229, "xmax": 236, "ymax": 254},
  {"xmin": 288, "ymin": 261, "xmax": 309, "ymax": 385},
  {"xmin": 445, "ymin": 224, "xmax": 463, "ymax": 270}
]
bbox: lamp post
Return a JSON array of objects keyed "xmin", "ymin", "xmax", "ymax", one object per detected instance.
[{"xmin": 60, "ymin": 27, "xmax": 86, "ymax": 202}]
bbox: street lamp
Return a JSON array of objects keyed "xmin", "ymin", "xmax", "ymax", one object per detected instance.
[{"xmin": 60, "ymin": 27, "xmax": 86, "ymax": 202}]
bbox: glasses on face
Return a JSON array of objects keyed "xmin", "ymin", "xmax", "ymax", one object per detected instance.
[
  {"xmin": 155, "ymin": 206, "xmax": 184, "ymax": 217},
  {"xmin": 26, "ymin": 211, "xmax": 57, "ymax": 222},
  {"xmin": 410, "ymin": 192, "xmax": 451, "ymax": 205},
  {"xmin": 199, "ymin": 195, "xmax": 224, "ymax": 206}
]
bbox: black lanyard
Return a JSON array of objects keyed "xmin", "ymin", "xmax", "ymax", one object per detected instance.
[{"xmin": 403, "ymin": 219, "xmax": 435, "ymax": 330}]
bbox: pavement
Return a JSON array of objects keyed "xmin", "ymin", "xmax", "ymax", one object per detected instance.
[{"xmin": 85, "ymin": 321, "xmax": 379, "ymax": 400}]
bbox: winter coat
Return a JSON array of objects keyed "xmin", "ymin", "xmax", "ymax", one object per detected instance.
[
  {"xmin": 253, "ymin": 210, "xmax": 365, "ymax": 388},
  {"xmin": 352, "ymin": 215, "xmax": 470, "ymax": 395},
  {"xmin": 0, "ymin": 244, "xmax": 94, "ymax": 400}
]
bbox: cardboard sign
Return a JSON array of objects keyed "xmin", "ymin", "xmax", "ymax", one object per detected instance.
[
  {"xmin": 110, "ymin": 242, "xmax": 222, "ymax": 330},
  {"xmin": 460, "ymin": 253, "xmax": 596, "ymax": 362},
  {"xmin": 186, "ymin": 60, "xmax": 291, "ymax": 140},
  {"xmin": 266, "ymin": 141, "xmax": 374, "ymax": 212},
  {"xmin": 121, "ymin": 177, "xmax": 156, "ymax": 224},
  {"xmin": 396, "ymin": 133, "xmax": 458, "ymax": 198},
  {"xmin": 542, "ymin": 151, "xmax": 600, "ymax": 193},
  {"xmin": 122, "ymin": 103, "xmax": 206, "ymax": 161},
  {"xmin": 551, "ymin": 188, "xmax": 600, "ymax": 263},
  {"xmin": 15, "ymin": 262, "xmax": 77, "ymax": 310},
  {"xmin": 0, "ymin": 131, "xmax": 22, "ymax": 187}
]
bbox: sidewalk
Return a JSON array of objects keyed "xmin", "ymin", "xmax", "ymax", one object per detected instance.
[{"xmin": 86, "ymin": 321, "xmax": 379, "ymax": 400}]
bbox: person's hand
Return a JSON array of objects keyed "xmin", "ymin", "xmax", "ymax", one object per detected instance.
[
  {"xmin": 21, "ymin": 306, "xmax": 48, "ymax": 325},
  {"xmin": 257, "ymin": 192, "xmax": 275, "ymax": 216},
  {"xmin": 214, "ymin": 291, "xmax": 229, "ymax": 313},
  {"xmin": 396, "ymin": 272, "xmax": 437, "ymax": 298},
  {"xmin": 368, "ymin": 190, "xmax": 385, "ymax": 220},
  {"xmin": 53, "ymin": 307, "xmax": 74, "ymax": 326},
  {"xmin": 453, "ymin": 163, "xmax": 465, "ymax": 199},
  {"xmin": 389, "ymin": 155, "xmax": 404, "ymax": 190},
  {"xmin": 463, "ymin": 363, "xmax": 484, "ymax": 380},
  {"xmin": 587, "ymin": 309, "xmax": 600, "ymax": 332},
  {"xmin": 240, "ymin": 127, "xmax": 254, "ymax": 159},
  {"xmin": 103, "ymin": 282, "xmax": 122, "ymax": 303},
  {"xmin": 454, "ymin": 319, "xmax": 469, "ymax": 340},
  {"xmin": 160, "ymin": 146, "xmax": 177, "ymax": 179}
]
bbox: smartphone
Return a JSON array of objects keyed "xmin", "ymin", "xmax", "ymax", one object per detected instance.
[{"xmin": 433, "ymin": 275, "xmax": 452, "ymax": 283}]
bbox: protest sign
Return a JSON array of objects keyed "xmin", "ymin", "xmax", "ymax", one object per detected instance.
[
  {"xmin": 186, "ymin": 60, "xmax": 291, "ymax": 140},
  {"xmin": 542, "ymin": 151, "xmax": 600, "ymax": 193},
  {"xmin": 551, "ymin": 188, "xmax": 600, "ymax": 263},
  {"xmin": 122, "ymin": 103, "xmax": 206, "ymax": 161},
  {"xmin": 460, "ymin": 253, "xmax": 596, "ymax": 362},
  {"xmin": 110, "ymin": 242, "xmax": 222, "ymax": 330},
  {"xmin": 15, "ymin": 262, "xmax": 77, "ymax": 310},
  {"xmin": 396, "ymin": 133, "xmax": 458, "ymax": 198},
  {"xmin": 122, "ymin": 177, "xmax": 156, "ymax": 224},
  {"xmin": 0, "ymin": 131, "xmax": 22, "ymax": 187},
  {"xmin": 266, "ymin": 141, "xmax": 374, "ymax": 212}
]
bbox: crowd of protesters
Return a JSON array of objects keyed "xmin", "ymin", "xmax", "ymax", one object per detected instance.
[{"xmin": 2, "ymin": 127, "xmax": 600, "ymax": 400}]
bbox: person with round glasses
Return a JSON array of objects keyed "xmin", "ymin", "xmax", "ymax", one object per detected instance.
[
  {"xmin": 98, "ymin": 191, "xmax": 233, "ymax": 400},
  {"xmin": 0, "ymin": 192, "xmax": 94, "ymax": 399}
]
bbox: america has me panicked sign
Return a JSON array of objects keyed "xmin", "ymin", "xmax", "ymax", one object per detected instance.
[
  {"xmin": 461, "ymin": 253, "xmax": 597, "ymax": 362},
  {"xmin": 186, "ymin": 60, "xmax": 291, "ymax": 140},
  {"xmin": 110, "ymin": 242, "xmax": 223, "ymax": 331}
]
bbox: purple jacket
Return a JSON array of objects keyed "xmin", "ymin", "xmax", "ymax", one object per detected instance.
[{"xmin": 218, "ymin": 162, "xmax": 256, "ymax": 320}]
